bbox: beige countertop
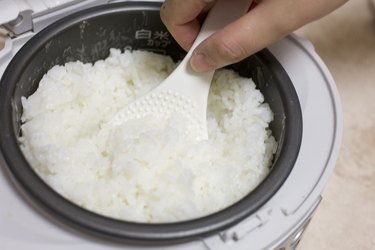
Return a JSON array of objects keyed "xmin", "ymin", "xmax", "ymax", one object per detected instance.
[
  {"xmin": 296, "ymin": 0, "xmax": 375, "ymax": 249},
  {"xmin": 1, "ymin": 0, "xmax": 374, "ymax": 249}
]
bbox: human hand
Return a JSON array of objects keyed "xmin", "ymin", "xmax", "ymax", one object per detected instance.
[{"xmin": 160, "ymin": 0, "xmax": 348, "ymax": 72}]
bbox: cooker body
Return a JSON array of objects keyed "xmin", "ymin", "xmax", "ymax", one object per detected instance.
[{"xmin": 0, "ymin": 2, "xmax": 302, "ymax": 245}]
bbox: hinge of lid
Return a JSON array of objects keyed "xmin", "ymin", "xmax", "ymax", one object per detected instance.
[
  {"xmin": 0, "ymin": 0, "xmax": 33, "ymax": 36},
  {"xmin": 2, "ymin": 10, "xmax": 33, "ymax": 36},
  {"xmin": 0, "ymin": 0, "xmax": 110, "ymax": 37}
]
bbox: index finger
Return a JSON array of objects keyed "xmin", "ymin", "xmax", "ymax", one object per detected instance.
[{"xmin": 160, "ymin": 0, "xmax": 216, "ymax": 50}]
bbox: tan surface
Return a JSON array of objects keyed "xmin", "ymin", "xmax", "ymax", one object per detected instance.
[
  {"xmin": 1, "ymin": 0, "xmax": 374, "ymax": 249},
  {"xmin": 0, "ymin": 28, "xmax": 7, "ymax": 49},
  {"xmin": 296, "ymin": 0, "xmax": 375, "ymax": 249}
]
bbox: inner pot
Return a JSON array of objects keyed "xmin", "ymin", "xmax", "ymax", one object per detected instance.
[{"xmin": 0, "ymin": 1, "xmax": 302, "ymax": 245}]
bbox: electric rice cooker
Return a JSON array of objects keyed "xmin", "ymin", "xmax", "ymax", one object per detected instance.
[{"xmin": 0, "ymin": 1, "xmax": 342, "ymax": 249}]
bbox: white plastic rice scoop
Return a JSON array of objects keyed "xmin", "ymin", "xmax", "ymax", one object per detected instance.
[{"xmin": 108, "ymin": 0, "xmax": 253, "ymax": 140}]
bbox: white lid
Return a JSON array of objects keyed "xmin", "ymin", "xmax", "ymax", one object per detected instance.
[{"xmin": 0, "ymin": 0, "xmax": 19, "ymax": 24}]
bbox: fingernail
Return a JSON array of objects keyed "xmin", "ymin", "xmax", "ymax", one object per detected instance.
[{"xmin": 190, "ymin": 52, "xmax": 215, "ymax": 73}]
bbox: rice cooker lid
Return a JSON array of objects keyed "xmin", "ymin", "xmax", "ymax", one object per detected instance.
[{"xmin": 0, "ymin": 1, "xmax": 343, "ymax": 250}]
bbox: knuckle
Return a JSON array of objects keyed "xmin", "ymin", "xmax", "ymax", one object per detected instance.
[
  {"xmin": 159, "ymin": 0, "xmax": 177, "ymax": 25},
  {"xmin": 160, "ymin": 2, "xmax": 169, "ymax": 23},
  {"xmin": 215, "ymin": 39, "xmax": 248, "ymax": 63}
]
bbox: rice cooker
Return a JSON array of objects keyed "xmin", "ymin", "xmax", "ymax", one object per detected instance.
[{"xmin": 0, "ymin": 0, "xmax": 342, "ymax": 249}]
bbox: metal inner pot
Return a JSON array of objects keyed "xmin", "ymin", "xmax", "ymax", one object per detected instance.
[{"xmin": 0, "ymin": 1, "xmax": 302, "ymax": 245}]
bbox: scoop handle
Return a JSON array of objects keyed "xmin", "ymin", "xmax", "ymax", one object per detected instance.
[
  {"xmin": 161, "ymin": 0, "xmax": 253, "ymax": 93},
  {"xmin": 106, "ymin": 0, "xmax": 253, "ymax": 140},
  {"xmin": 156, "ymin": 0, "xmax": 253, "ymax": 136}
]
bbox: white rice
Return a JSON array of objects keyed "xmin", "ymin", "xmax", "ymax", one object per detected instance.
[{"xmin": 19, "ymin": 49, "xmax": 277, "ymax": 223}]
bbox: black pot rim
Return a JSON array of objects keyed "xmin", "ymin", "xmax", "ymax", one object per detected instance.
[{"xmin": 0, "ymin": 1, "xmax": 303, "ymax": 245}]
